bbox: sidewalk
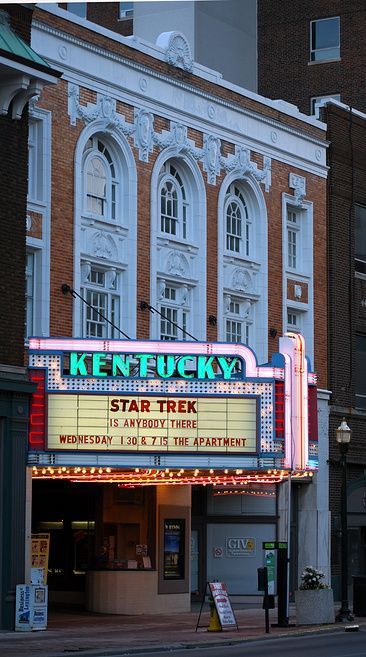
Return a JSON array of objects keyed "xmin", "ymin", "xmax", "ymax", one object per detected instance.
[{"xmin": 0, "ymin": 604, "xmax": 364, "ymax": 657}]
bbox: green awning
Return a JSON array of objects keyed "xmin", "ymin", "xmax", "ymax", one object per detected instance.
[{"xmin": 0, "ymin": 10, "xmax": 50, "ymax": 69}]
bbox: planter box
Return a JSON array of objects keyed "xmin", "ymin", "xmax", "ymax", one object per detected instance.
[{"xmin": 295, "ymin": 588, "xmax": 335, "ymax": 625}]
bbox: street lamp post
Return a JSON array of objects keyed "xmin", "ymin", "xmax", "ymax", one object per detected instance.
[{"xmin": 335, "ymin": 418, "xmax": 354, "ymax": 623}]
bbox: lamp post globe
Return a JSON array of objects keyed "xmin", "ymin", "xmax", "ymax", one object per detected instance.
[{"xmin": 335, "ymin": 418, "xmax": 352, "ymax": 446}]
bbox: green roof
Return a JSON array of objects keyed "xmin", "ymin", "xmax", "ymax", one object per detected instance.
[{"xmin": 0, "ymin": 10, "xmax": 50, "ymax": 69}]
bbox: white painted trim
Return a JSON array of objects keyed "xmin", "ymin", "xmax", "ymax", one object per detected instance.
[
  {"xmin": 27, "ymin": 104, "xmax": 52, "ymax": 338},
  {"xmin": 317, "ymin": 388, "xmax": 332, "ymax": 401},
  {"xmin": 324, "ymin": 97, "xmax": 366, "ymax": 122}
]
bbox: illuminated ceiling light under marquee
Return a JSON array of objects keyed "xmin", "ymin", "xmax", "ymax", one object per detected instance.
[{"xmin": 31, "ymin": 465, "xmax": 314, "ymax": 486}]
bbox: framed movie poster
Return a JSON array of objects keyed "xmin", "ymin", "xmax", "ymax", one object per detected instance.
[
  {"xmin": 163, "ymin": 519, "xmax": 185, "ymax": 580},
  {"xmin": 158, "ymin": 506, "xmax": 190, "ymax": 594}
]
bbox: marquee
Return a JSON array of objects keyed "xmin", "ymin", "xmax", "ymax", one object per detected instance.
[{"xmin": 28, "ymin": 334, "xmax": 318, "ymax": 474}]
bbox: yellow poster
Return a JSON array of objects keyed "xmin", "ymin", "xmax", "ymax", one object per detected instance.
[{"xmin": 31, "ymin": 533, "xmax": 50, "ymax": 584}]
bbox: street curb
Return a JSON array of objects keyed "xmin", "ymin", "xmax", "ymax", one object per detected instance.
[{"xmin": 19, "ymin": 621, "xmax": 365, "ymax": 657}]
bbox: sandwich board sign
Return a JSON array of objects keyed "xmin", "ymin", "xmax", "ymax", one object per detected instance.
[
  {"xmin": 195, "ymin": 581, "xmax": 238, "ymax": 632},
  {"xmin": 208, "ymin": 582, "xmax": 238, "ymax": 630}
]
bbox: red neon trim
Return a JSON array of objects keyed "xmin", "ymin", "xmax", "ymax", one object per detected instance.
[
  {"xmin": 28, "ymin": 370, "xmax": 46, "ymax": 450},
  {"xmin": 308, "ymin": 385, "xmax": 318, "ymax": 443},
  {"xmin": 275, "ymin": 380, "xmax": 285, "ymax": 439}
]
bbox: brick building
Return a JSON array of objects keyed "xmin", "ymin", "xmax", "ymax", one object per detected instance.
[
  {"xmin": 59, "ymin": 2, "xmax": 133, "ymax": 37},
  {"xmin": 322, "ymin": 101, "xmax": 366, "ymax": 599},
  {"xmin": 257, "ymin": 0, "xmax": 366, "ymax": 600},
  {"xmin": 24, "ymin": 3, "xmax": 330, "ymax": 611},
  {"xmin": 0, "ymin": 3, "xmax": 60, "ymax": 630},
  {"xmin": 258, "ymin": 0, "xmax": 366, "ymax": 119}
]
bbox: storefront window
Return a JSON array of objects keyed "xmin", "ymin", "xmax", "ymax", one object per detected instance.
[
  {"xmin": 98, "ymin": 486, "xmax": 156, "ymax": 570},
  {"xmin": 32, "ymin": 481, "xmax": 156, "ymax": 594},
  {"xmin": 207, "ymin": 484, "xmax": 276, "ymax": 515}
]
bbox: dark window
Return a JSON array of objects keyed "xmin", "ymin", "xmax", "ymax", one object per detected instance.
[
  {"xmin": 310, "ymin": 17, "xmax": 340, "ymax": 61},
  {"xmin": 119, "ymin": 2, "xmax": 134, "ymax": 19},
  {"xmin": 355, "ymin": 205, "xmax": 366, "ymax": 274},
  {"xmin": 355, "ymin": 335, "xmax": 366, "ymax": 409},
  {"xmin": 66, "ymin": 3, "xmax": 86, "ymax": 18}
]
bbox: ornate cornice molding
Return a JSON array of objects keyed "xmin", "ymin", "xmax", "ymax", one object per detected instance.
[
  {"xmin": 34, "ymin": 20, "xmax": 327, "ymax": 156},
  {"xmin": 68, "ymin": 83, "xmax": 271, "ymax": 189},
  {"xmin": 156, "ymin": 31, "xmax": 193, "ymax": 73},
  {"xmin": 289, "ymin": 172, "xmax": 306, "ymax": 207}
]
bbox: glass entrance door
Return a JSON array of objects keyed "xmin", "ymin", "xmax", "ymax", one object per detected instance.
[{"xmin": 191, "ymin": 529, "xmax": 199, "ymax": 596}]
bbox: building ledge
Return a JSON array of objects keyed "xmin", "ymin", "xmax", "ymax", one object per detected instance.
[
  {"xmin": 0, "ymin": 8, "xmax": 61, "ymax": 119},
  {"xmin": 0, "ymin": 363, "xmax": 36, "ymax": 393}
]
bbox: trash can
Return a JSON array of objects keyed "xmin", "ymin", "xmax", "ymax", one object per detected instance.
[{"xmin": 353, "ymin": 576, "xmax": 366, "ymax": 617}]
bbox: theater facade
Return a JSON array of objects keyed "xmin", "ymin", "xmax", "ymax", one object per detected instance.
[
  {"xmin": 24, "ymin": 3, "xmax": 330, "ymax": 613},
  {"xmin": 27, "ymin": 333, "xmax": 318, "ymax": 612}
]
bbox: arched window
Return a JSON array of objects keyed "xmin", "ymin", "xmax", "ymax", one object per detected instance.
[
  {"xmin": 225, "ymin": 183, "xmax": 251, "ymax": 256},
  {"xmin": 83, "ymin": 137, "xmax": 117, "ymax": 221},
  {"xmin": 159, "ymin": 163, "xmax": 189, "ymax": 239}
]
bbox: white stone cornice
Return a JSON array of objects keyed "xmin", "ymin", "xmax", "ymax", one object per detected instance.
[
  {"xmin": 68, "ymin": 83, "xmax": 272, "ymax": 189},
  {"xmin": 33, "ymin": 20, "xmax": 327, "ymax": 151},
  {"xmin": 32, "ymin": 19, "xmax": 328, "ymax": 180}
]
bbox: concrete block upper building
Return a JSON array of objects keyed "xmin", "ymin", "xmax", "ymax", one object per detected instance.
[{"xmin": 59, "ymin": 0, "xmax": 258, "ymax": 92}]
